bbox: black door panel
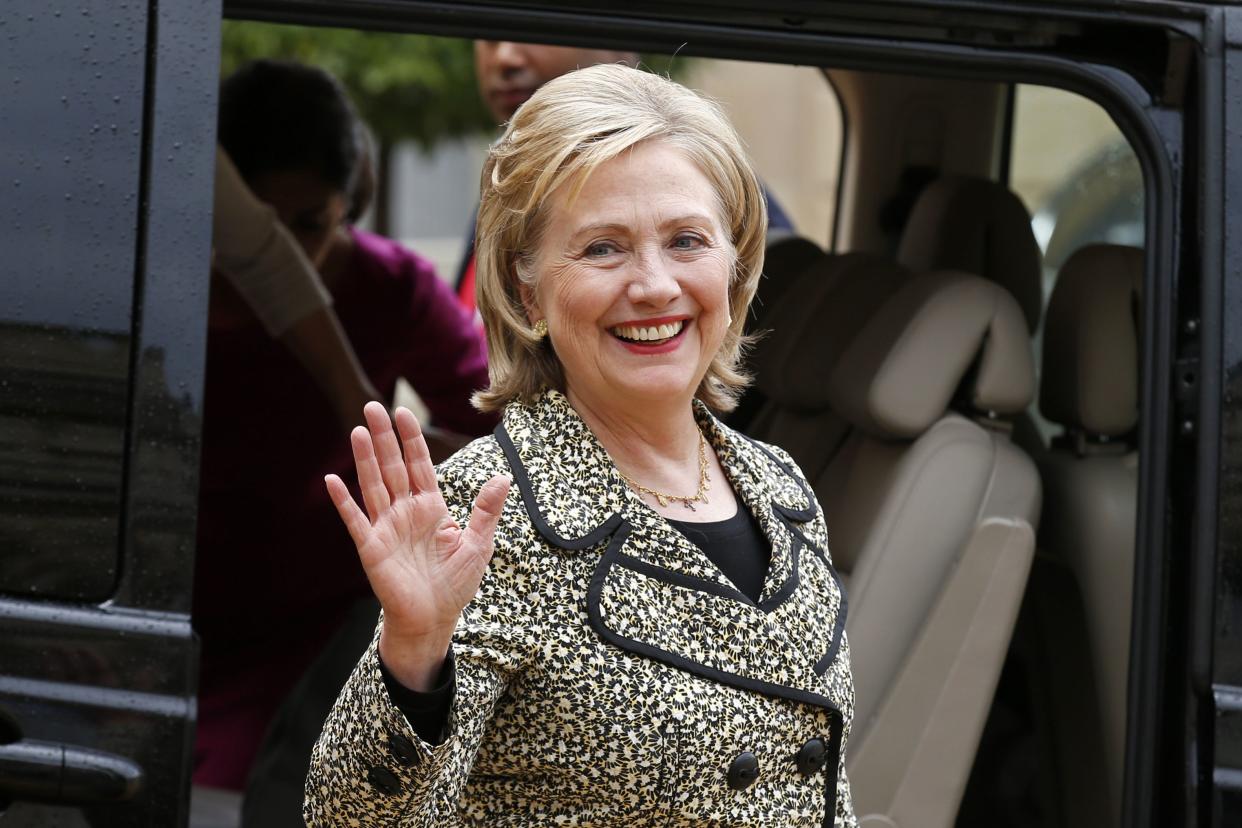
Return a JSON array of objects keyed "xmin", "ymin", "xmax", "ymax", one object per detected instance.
[
  {"xmin": 0, "ymin": 0, "xmax": 219, "ymax": 824},
  {"xmin": 0, "ymin": 3, "xmax": 147, "ymax": 602}
]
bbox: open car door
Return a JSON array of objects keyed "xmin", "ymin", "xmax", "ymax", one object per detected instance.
[{"xmin": 0, "ymin": 1, "xmax": 221, "ymax": 823}]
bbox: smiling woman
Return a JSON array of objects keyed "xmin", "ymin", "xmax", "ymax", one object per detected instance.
[
  {"xmin": 473, "ymin": 64, "xmax": 766, "ymax": 417},
  {"xmin": 518, "ymin": 142, "xmax": 737, "ymax": 457},
  {"xmin": 306, "ymin": 64, "xmax": 855, "ymax": 827}
]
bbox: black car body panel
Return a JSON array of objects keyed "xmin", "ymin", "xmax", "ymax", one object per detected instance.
[{"xmin": 1, "ymin": 1, "xmax": 220, "ymax": 824}]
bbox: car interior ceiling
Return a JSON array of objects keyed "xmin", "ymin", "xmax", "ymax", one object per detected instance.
[{"xmin": 206, "ymin": 22, "xmax": 1146, "ymax": 826}]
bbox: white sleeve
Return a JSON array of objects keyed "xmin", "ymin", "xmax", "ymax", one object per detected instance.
[{"xmin": 211, "ymin": 145, "xmax": 332, "ymax": 336}]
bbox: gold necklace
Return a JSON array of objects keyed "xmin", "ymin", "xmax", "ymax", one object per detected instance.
[{"xmin": 617, "ymin": 432, "xmax": 711, "ymax": 511}]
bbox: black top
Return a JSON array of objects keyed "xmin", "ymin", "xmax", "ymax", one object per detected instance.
[
  {"xmin": 666, "ymin": 505, "xmax": 771, "ymax": 603},
  {"xmin": 383, "ymin": 504, "xmax": 772, "ymax": 742},
  {"xmin": 380, "ymin": 649, "xmax": 456, "ymax": 746}
]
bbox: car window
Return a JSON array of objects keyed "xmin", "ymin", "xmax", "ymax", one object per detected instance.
[
  {"xmin": 1008, "ymin": 83, "xmax": 1144, "ymax": 293},
  {"xmin": 1008, "ymin": 82, "xmax": 1145, "ymax": 447},
  {"xmin": 384, "ymin": 56, "xmax": 846, "ymax": 270},
  {"xmin": 685, "ymin": 59, "xmax": 844, "ymax": 250},
  {"xmin": 0, "ymin": 5, "xmax": 147, "ymax": 601}
]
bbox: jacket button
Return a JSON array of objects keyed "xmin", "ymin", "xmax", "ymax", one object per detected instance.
[
  {"xmin": 366, "ymin": 765, "xmax": 401, "ymax": 795},
  {"xmin": 727, "ymin": 751, "xmax": 760, "ymax": 790},
  {"xmin": 794, "ymin": 738, "xmax": 828, "ymax": 776},
  {"xmin": 388, "ymin": 732, "xmax": 418, "ymax": 767}
]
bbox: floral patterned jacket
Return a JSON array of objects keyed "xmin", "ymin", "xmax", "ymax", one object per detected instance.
[{"xmin": 304, "ymin": 390, "xmax": 856, "ymax": 827}]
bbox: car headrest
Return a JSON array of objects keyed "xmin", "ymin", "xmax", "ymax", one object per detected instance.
[
  {"xmin": 897, "ymin": 176, "xmax": 1044, "ymax": 332},
  {"xmin": 754, "ymin": 253, "xmax": 910, "ymax": 410},
  {"xmin": 747, "ymin": 236, "xmax": 828, "ymax": 332},
  {"xmin": 827, "ymin": 271, "xmax": 1035, "ymax": 440},
  {"xmin": 1040, "ymin": 244, "xmax": 1143, "ymax": 437}
]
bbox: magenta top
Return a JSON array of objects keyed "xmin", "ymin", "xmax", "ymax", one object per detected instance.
[{"xmin": 192, "ymin": 228, "xmax": 495, "ymax": 789}]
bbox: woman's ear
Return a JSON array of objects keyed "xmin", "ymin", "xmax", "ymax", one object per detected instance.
[{"xmin": 515, "ymin": 270, "xmax": 542, "ymax": 326}]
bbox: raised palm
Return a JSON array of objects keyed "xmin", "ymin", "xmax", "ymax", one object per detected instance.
[{"xmin": 325, "ymin": 402, "xmax": 509, "ymax": 689}]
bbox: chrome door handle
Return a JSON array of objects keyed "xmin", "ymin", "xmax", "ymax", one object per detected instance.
[{"xmin": 0, "ymin": 739, "xmax": 143, "ymax": 805}]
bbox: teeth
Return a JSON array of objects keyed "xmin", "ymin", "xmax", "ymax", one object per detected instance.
[{"xmin": 612, "ymin": 321, "xmax": 685, "ymax": 342}]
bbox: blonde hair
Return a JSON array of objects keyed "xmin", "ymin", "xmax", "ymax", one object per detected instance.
[{"xmin": 473, "ymin": 63, "xmax": 767, "ymax": 413}]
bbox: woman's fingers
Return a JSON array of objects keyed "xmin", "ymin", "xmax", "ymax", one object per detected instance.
[
  {"xmin": 364, "ymin": 401, "xmax": 409, "ymax": 500},
  {"xmin": 351, "ymin": 426, "xmax": 391, "ymax": 520},
  {"xmin": 395, "ymin": 407, "xmax": 438, "ymax": 495},
  {"xmin": 325, "ymin": 473, "xmax": 371, "ymax": 549},
  {"xmin": 462, "ymin": 475, "xmax": 511, "ymax": 551}
]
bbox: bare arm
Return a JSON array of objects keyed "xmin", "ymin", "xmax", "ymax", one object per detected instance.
[
  {"xmin": 276, "ymin": 306, "xmax": 382, "ymax": 428},
  {"xmin": 213, "ymin": 146, "xmax": 379, "ymax": 427}
]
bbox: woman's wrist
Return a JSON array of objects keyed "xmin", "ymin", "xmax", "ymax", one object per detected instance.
[{"xmin": 378, "ymin": 622, "xmax": 454, "ymax": 693}]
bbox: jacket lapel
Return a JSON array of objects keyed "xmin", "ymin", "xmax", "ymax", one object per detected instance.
[
  {"xmin": 496, "ymin": 391, "xmax": 821, "ymax": 599},
  {"xmin": 496, "ymin": 391, "xmax": 762, "ymax": 592},
  {"xmin": 497, "ymin": 391, "xmax": 848, "ymax": 702},
  {"xmin": 495, "ymin": 390, "xmax": 626, "ymax": 549},
  {"xmin": 497, "ymin": 391, "xmax": 850, "ymax": 823},
  {"xmin": 696, "ymin": 404, "xmax": 821, "ymax": 607}
]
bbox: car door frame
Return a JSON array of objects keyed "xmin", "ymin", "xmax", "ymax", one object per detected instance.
[
  {"xmin": 0, "ymin": 0, "xmax": 221, "ymax": 824},
  {"xmin": 224, "ymin": 1, "xmax": 1220, "ymax": 825}
]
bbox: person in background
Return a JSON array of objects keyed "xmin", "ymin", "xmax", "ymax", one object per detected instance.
[
  {"xmin": 193, "ymin": 58, "xmax": 494, "ymax": 794},
  {"xmin": 454, "ymin": 41, "xmax": 796, "ymax": 316},
  {"xmin": 213, "ymin": 145, "xmax": 379, "ymax": 428}
]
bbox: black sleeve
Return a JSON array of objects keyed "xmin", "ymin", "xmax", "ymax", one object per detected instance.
[{"xmin": 378, "ymin": 649, "xmax": 456, "ymax": 746}]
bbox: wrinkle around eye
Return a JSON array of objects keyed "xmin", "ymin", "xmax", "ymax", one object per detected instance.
[
  {"xmin": 586, "ymin": 242, "xmax": 619, "ymax": 258},
  {"xmin": 670, "ymin": 234, "xmax": 708, "ymax": 251}
]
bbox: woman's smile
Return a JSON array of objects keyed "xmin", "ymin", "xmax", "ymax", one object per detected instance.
[{"xmin": 609, "ymin": 315, "xmax": 692, "ymax": 353}]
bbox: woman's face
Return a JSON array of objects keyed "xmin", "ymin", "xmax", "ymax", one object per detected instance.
[
  {"xmin": 525, "ymin": 140, "xmax": 734, "ymax": 418},
  {"xmin": 249, "ymin": 169, "xmax": 349, "ymax": 269}
]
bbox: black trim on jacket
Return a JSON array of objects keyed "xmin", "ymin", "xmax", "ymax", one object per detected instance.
[{"xmin": 495, "ymin": 419, "xmax": 850, "ymax": 823}]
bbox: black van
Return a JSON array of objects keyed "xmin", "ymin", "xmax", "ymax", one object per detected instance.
[{"xmin": 2, "ymin": 0, "xmax": 1239, "ymax": 825}]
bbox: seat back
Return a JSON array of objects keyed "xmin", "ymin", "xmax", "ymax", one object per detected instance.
[
  {"xmin": 745, "ymin": 253, "xmax": 910, "ymax": 557},
  {"xmin": 744, "ymin": 255, "xmax": 1042, "ymax": 825},
  {"xmin": 728, "ymin": 235, "xmax": 832, "ymax": 431},
  {"xmin": 897, "ymin": 175, "xmax": 1044, "ymax": 334},
  {"xmin": 1037, "ymin": 243, "xmax": 1143, "ymax": 823},
  {"xmin": 747, "ymin": 235, "xmax": 828, "ymax": 335},
  {"xmin": 819, "ymin": 272, "xmax": 1040, "ymax": 827}
]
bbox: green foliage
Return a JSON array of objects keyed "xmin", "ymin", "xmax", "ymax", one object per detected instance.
[
  {"xmin": 220, "ymin": 21, "xmax": 694, "ymax": 151},
  {"xmin": 220, "ymin": 21, "xmax": 495, "ymax": 151}
]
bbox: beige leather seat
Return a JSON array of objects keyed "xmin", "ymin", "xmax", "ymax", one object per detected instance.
[
  {"xmin": 1037, "ymin": 243, "xmax": 1143, "ymax": 824},
  {"xmin": 896, "ymin": 175, "xmax": 1044, "ymax": 334},
  {"xmin": 729, "ymin": 236, "xmax": 833, "ymax": 432},
  {"xmin": 748, "ymin": 262, "xmax": 1041, "ymax": 826},
  {"xmin": 894, "ymin": 174, "xmax": 1048, "ymax": 463},
  {"xmin": 745, "ymin": 252, "xmax": 910, "ymax": 486},
  {"xmin": 822, "ymin": 272, "xmax": 1040, "ymax": 828}
]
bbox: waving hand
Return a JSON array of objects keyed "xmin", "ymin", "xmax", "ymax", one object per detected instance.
[{"xmin": 325, "ymin": 402, "xmax": 510, "ymax": 691}]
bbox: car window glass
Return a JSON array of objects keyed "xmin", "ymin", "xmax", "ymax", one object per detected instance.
[
  {"xmin": 0, "ymin": 6, "xmax": 146, "ymax": 601},
  {"xmin": 685, "ymin": 59, "xmax": 844, "ymax": 250},
  {"xmin": 1008, "ymin": 83, "xmax": 1144, "ymax": 442},
  {"xmin": 1008, "ymin": 83, "xmax": 1144, "ymax": 295}
]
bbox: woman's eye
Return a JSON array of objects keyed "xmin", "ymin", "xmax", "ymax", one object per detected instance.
[
  {"xmin": 672, "ymin": 234, "xmax": 705, "ymax": 250},
  {"xmin": 585, "ymin": 242, "xmax": 617, "ymax": 257}
]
